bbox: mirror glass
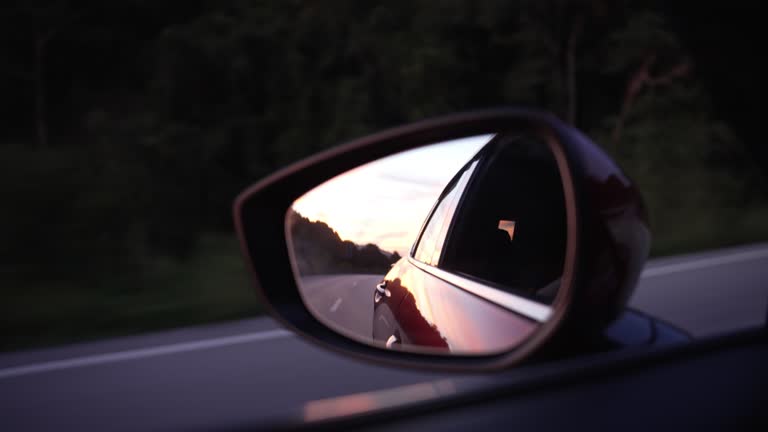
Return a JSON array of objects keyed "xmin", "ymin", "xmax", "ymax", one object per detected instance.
[{"xmin": 286, "ymin": 131, "xmax": 568, "ymax": 355}]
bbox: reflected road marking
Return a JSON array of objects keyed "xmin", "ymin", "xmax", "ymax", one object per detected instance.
[{"xmin": 330, "ymin": 297, "xmax": 343, "ymax": 313}]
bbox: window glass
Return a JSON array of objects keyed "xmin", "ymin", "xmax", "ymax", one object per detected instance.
[{"xmin": 414, "ymin": 160, "xmax": 478, "ymax": 265}]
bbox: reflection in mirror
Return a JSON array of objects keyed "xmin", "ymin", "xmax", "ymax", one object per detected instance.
[{"xmin": 286, "ymin": 132, "xmax": 567, "ymax": 356}]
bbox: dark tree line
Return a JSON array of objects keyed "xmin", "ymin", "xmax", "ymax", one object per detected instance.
[
  {"xmin": 288, "ymin": 210, "xmax": 400, "ymax": 276},
  {"xmin": 2, "ymin": 0, "xmax": 766, "ymax": 283}
]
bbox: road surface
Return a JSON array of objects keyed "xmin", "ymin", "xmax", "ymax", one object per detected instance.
[
  {"xmin": 300, "ymin": 274, "xmax": 384, "ymax": 342},
  {"xmin": 1, "ymin": 244, "xmax": 767, "ymax": 431}
]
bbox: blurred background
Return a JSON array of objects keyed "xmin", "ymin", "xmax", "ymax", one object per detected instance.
[{"xmin": 2, "ymin": 0, "xmax": 766, "ymax": 351}]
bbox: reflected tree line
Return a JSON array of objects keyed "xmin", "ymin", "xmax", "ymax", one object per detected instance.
[
  {"xmin": 1, "ymin": 1, "xmax": 766, "ymax": 346},
  {"xmin": 288, "ymin": 210, "xmax": 400, "ymax": 276}
]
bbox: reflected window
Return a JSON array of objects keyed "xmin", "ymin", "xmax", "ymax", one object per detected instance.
[
  {"xmin": 409, "ymin": 133, "xmax": 567, "ymax": 306},
  {"xmin": 413, "ymin": 160, "xmax": 478, "ymax": 265},
  {"xmin": 439, "ymin": 135, "xmax": 567, "ymax": 304}
]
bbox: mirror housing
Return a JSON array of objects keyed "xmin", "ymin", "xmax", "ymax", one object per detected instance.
[{"xmin": 234, "ymin": 108, "xmax": 649, "ymax": 371}]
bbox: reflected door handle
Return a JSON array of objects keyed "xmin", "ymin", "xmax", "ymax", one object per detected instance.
[
  {"xmin": 385, "ymin": 334, "xmax": 399, "ymax": 348},
  {"xmin": 375, "ymin": 282, "xmax": 391, "ymax": 298}
]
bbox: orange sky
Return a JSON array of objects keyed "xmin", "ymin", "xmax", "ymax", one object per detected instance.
[{"xmin": 291, "ymin": 134, "xmax": 493, "ymax": 256}]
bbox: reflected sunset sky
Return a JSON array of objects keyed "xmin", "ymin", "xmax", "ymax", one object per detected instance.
[{"xmin": 291, "ymin": 135, "xmax": 493, "ymax": 255}]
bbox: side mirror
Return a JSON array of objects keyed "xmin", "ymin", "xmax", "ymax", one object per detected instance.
[{"xmin": 234, "ymin": 108, "xmax": 649, "ymax": 371}]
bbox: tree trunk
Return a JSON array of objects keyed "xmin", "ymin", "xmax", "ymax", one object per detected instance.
[
  {"xmin": 565, "ymin": 17, "xmax": 583, "ymax": 126},
  {"xmin": 611, "ymin": 55, "xmax": 690, "ymax": 147},
  {"xmin": 34, "ymin": 36, "xmax": 48, "ymax": 148},
  {"xmin": 611, "ymin": 54, "xmax": 655, "ymax": 147}
]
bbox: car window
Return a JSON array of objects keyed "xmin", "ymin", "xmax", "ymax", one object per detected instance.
[
  {"xmin": 413, "ymin": 160, "xmax": 478, "ymax": 266},
  {"xmin": 438, "ymin": 136, "xmax": 567, "ymax": 304}
]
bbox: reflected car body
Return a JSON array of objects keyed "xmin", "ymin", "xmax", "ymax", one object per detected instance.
[
  {"xmin": 373, "ymin": 256, "xmax": 538, "ymax": 353},
  {"xmin": 372, "ymin": 133, "xmax": 566, "ymax": 353}
]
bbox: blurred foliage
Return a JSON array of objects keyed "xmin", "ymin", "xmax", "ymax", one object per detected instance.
[{"xmin": 1, "ymin": 0, "xmax": 766, "ymax": 349}]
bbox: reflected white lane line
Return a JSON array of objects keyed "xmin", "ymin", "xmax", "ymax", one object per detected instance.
[
  {"xmin": 330, "ymin": 298, "xmax": 343, "ymax": 313},
  {"xmin": 378, "ymin": 315, "xmax": 390, "ymax": 328},
  {"xmin": 641, "ymin": 247, "xmax": 768, "ymax": 278},
  {"xmin": 0, "ymin": 329, "xmax": 292, "ymax": 380}
]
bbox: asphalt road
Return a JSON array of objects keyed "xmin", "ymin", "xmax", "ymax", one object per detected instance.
[
  {"xmin": 629, "ymin": 243, "xmax": 768, "ymax": 337},
  {"xmin": 300, "ymin": 274, "xmax": 384, "ymax": 342},
  {"xmin": 1, "ymin": 244, "xmax": 767, "ymax": 431}
]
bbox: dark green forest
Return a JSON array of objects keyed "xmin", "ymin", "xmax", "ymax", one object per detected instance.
[{"xmin": 2, "ymin": 1, "xmax": 767, "ymax": 350}]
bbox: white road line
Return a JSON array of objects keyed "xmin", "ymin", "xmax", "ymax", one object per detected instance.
[
  {"xmin": 641, "ymin": 247, "xmax": 768, "ymax": 278},
  {"xmin": 378, "ymin": 315, "xmax": 390, "ymax": 328},
  {"xmin": 0, "ymin": 329, "xmax": 292, "ymax": 380},
  {"xmin": 330, "ymin": 297, "xmax": 343, "ymax": 313}
]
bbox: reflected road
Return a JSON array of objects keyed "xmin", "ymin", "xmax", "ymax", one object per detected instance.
[{"xmin": 300, "ymin": 274, "xmax": 384, "ymax": 340}]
